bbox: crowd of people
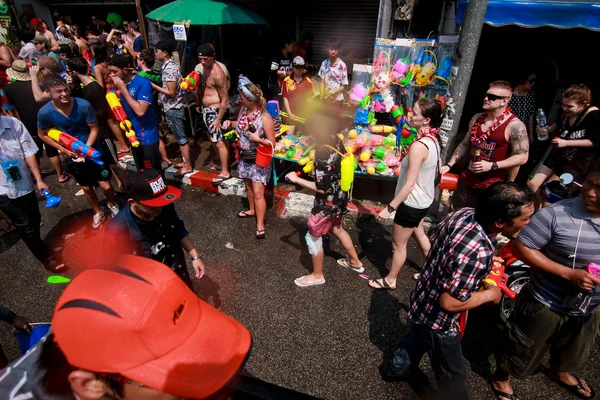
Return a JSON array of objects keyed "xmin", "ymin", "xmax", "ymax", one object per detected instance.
[{"xmin": 0, "ymin": 13, "xmax": 598, "ymax": 400}]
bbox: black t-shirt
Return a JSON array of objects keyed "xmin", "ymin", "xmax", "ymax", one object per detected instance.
[
  {"xmin": 547, "ymin": 107, "xmax": 600, "ymax": 176},
  {"xmin": 73, "ymin": 81, "xmax": 109, "ymax": 136},
  {"xmin": 3, "ymin": 81, "xmax": 46, "ymax": 137},
  {"xmin": 268, "ymin": 52, "xmax": 293, "ymax": 98},
  {"xmin": 131, "ymin": 204, "xmax": 190, "ymax": 283}
]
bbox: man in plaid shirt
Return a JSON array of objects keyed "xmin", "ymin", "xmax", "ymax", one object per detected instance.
[{"xmin": 381, "ymin": 183, "xmax": 534, "ymax": 399}]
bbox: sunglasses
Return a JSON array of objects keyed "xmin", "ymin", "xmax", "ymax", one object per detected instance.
[{"xmin": 485, "ymin": 93, "xmax": 508, "ymax": 101}]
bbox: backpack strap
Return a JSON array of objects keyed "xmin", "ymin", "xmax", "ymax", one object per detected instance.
[{"xmin": 321, "ymin": 144, "xmax": 345, "ymax": 157}]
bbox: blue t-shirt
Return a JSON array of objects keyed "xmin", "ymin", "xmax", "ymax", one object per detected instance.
[
  {"xmin": 120, "ymin": 75, "xmax": 159, "ymax": 145},
  {"xmin": 37, "ymin": 98, "xmax": 97, "ymax": 144},
  {"xmin": 133, "ymin": 35, "xmax": 144, "ymax": 52}
]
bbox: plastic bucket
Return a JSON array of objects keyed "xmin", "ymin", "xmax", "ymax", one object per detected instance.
[
  {"xmin": 439, "ymin": 173, "xmax": 459, "ymax": 191},
  {"xmin": 540, "ymin": 180, "xmax": 568, "ymax": 204},
  {"xmin": 256, "ymin": 142, "xmax": 274, "ymax": 168},
  {"xmin": 14, "ymin": 322, "xmax": 51, "ymax": 354}
]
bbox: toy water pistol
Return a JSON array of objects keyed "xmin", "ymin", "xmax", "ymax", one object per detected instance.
[
  {"xmin": 484, "ymin": 260, "xmax": 516, "ymax": 299},
  {"xmin": 587, "ymin": 263, "xmax": 600, "ymax": 278},
  {"xmin": 369, "ymin": 125, "xmax": 397, "ymax": 134},
  {"xmin": 27, "ymin": 58, "xmax": 37, "ymax": 68},
  {"xmin": 47, "ymin": 129, "xmax": 104, "ymax": 165},
  {"xmin": 180, "ymin": 71, "xmax": 201, "ymax": 94},
  {"xmin": 224, "ymin": 129, "xmax": 239, "ymax": 140},
  {"xmin": 280, "ymin": 111, "xmax": 305, "ymax": 123},
  {"xmin": 41, "ymin": 189, "xmax": 61, "ymax": 208},
  {"xmin": 106, "ymin": 92, "xmax": 140, "ymax": 147}
]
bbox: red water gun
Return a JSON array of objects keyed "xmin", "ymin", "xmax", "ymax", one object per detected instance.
[
  {"xmin": 106, "ymin": 92, "xmax": 140, "ymax": 147},
  {"xmin": 180, "ymin": 71, "xmax": 201, "ymax": 94},
  {"xmin": 47, "ymin": 128, "xmax": 103, "ymax": 165},
  {"xmin": 484, "ymin": 260, "xmax": 516, "ymax": 299}
]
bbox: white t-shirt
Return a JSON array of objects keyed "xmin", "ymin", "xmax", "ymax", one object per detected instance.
[
  {"xmin": 395, "ymin": 136, "xmax": 439, "ymax": 209},
  {"xmin": 0, "ymin": 116, "xmax": 38, "ymax": 199}
]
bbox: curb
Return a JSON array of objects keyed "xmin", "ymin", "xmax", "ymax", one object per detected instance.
[{"xmin": 118, "ymin": 156, "xmax": 389, "ymax": 220}]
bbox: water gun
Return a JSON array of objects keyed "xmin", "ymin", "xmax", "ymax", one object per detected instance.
[
  {"xmin": 180, "ymin": 71, "xmax": 201, "ymax": 94},
  {"xmin": 27, "ymin": 58, "xmax": 37, "ymax": 68},
  {"xmin": 349, "ymin": 83, "xmax": 371, "ymax": 108},
  {"xmin": 106, "ymin": 92, "xmax": 140, "ymax": 147},
  {"xmin": 369, "ymin": 125, "xmax": 397, "ymax": 134},
  {"xmin": 412, "ymin": 50, "xmax": 437, "ymax": 87},
  {"xmin": 47, "ymin": 128, "xmax": 104, "ymax": 165},
  {"xmin": 390, "ymin": 58, "xmax": 410, "ymax": 85},
  {"xmin": 224, "ymin": 129, "xmax": 239, "ymax": 140},
  {"xmin": 41, "ymin": 189, "xmax": 61, "ymax": 208},
  {"xmin": 280, "ymin": 111, "xmax": 305, "ymax": 123},
  {"xmin": 484, "ymin": 260, "xmax": 516, "ymax": 299},
  {"xmin": 587, "ymin": 263, "xmax": 600, "ymax": 278},
  {"xmin": 435, "ymin": 56, "xmax": 453, "ymax": 84}
]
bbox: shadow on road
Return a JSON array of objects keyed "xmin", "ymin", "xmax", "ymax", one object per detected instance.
[
  {"xmin": 279, "ymin": 217, "xmax": 312, "ymax": 273},
  {"xmin": 354, "ymin": 215, "xmax": 392, "ymax": 277}
]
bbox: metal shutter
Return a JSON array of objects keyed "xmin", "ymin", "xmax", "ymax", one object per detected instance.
[{"xmin": 300, "ymin": 0, "xmax": 379, "ymax": 65}]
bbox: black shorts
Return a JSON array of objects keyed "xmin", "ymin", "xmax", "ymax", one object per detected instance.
[
  {"xmin": 102, "ymin": 138, "xmax": 118, "ymax": 166},
  {"xmin": 71, "ymin": 159, "xmax": 113, "ymax": 187},
  {"xmin": 33, "ymin": 137, "xmax": 59, "ymax": 158},
  {"xmin": 393, "ymin": 203, "xmax": 429, "ymax": 228},
  {"xmin": 132, "ymin": 143, "xmax": 162, "ymax": 171}
]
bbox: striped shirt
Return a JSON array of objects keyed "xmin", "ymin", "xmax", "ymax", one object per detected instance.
[
  {"xmin": 409, "ymin": 208, "xmax": 496, "ymax": 333},
  {"xmin": 519, "ymin": 197, "xmax": 600, "ymax": 316}
]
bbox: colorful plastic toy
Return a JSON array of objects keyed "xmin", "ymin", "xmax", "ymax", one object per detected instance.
[
  {"xmin": 180, "ymin": 71, "xmax": 201, "ymax": 94},
  {"xmin": 47, "ymin": 129, "xmax": 103, "ymax": 165},
  {"xmin": 106, "ymin": 92, "xmax": 140, "ymax": 147}
]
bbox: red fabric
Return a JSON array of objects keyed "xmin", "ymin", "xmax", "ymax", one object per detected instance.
[
  {"xmin": 307, "ymin": 213, "xmax": 342, "ymax": 237},
  {"xmin": 461, "ymin": 114, "xmax": 517, "ymax": 189}
]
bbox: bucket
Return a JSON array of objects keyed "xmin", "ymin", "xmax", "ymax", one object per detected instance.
[
  {"xmin": 540, "ymin": 180, "xmax": 568, "ymax": 204},
  {"xmin": 14, "ymin": 322, "xmax": 51, "ymax": 354},
  {"xmin": 439, "ymin": 173, "xmax": 459, "ymax": 191},
  {"xmin": 256, "ymin": 142, "xmax": 274, "ymax": 168}
]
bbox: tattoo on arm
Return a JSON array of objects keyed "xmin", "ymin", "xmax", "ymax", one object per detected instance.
[{"xmin": 509, "ymin": 122, "xmax": 529, "ymax": 155}]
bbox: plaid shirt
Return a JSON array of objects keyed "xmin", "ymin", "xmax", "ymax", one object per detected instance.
[{"xmin": 408, "ymin": 208, "xmax": 496, "ymax": 334}]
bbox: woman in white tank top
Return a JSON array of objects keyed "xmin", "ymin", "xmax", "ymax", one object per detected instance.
[{"xmin": 369, "ymin": 98, "xmax": 442, "ymax": 290}]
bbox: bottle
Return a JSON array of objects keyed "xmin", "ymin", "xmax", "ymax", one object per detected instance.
[
  {"xmin": 536, "ymin": 108, "xmax": 548, "ymax": 141},
  {"xmin": 469, "ymin": 149, "xmax": 481, "ymax": 171}
]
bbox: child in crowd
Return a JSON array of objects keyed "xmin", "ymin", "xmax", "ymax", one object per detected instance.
[
  {"xmin": 318, "ymin": 38, "xmax": 348, "ymax": 107},
  {"xmin": 286, "ymin": 104, "xmax": 362, "ymax": 287},
  {"xmin": 282, "ymin": 56, "xmax": 313, "ymax": 135}
]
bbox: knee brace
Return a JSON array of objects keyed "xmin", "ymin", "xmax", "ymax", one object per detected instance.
[{"xmin": 305, "ymin": 232, "xmax": 323, "ymax": 256}]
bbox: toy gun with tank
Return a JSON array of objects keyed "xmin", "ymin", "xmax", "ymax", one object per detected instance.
[
  {"xmin": 180, "ymin": 71, "xmax": 201, "ymax": 94},
  {"xmin": 42, "ymin": 190, "xmax": 62, "ymax": 208},
  {"xmin": 483, "ymin": 260, "xmax": 516, "ymax": 299},
  {"xmin": 280, "ymin": 111, "xmax": 305, "ymax": 123},
  {"xmin": 106, "ymin": 92, "xmax": 140, "ymax": 147},
  {"xmin": 47, "ymin": 129, "xmax": 104, "ymax": 165}
]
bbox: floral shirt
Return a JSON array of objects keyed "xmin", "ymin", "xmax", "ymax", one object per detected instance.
[
  {"xmin": 312, "ymin": 136, "xmax": 348, "ymax": 216},
  {"xmin": 318, "ymin": 58, "xmax": 348, "ymax": 102},
  {"xmin": 160, "ymin": 59, "xmax": 183, "ymax": 112}
]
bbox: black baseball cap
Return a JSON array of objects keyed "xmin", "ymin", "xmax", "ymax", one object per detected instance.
[
  {"xmin": 197, "ymin": 43, "xmax": 215, "ymax": 57},
  {"xmin": 56, "ymin": 44, "xmax": 72, "ymax": 54},
  {"xmin": 126, "ymin": 169, "xmax": 181, "ymax": 207},
  {"xmin": 155, "ymin": 39, "xmax": 175, "ymax": 54}
]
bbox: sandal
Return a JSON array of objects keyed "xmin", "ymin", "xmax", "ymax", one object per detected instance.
[
  {"xmin": 294, "ymin": 275, "xmax": 325, "ymax": 287},
  {"xmin": 44, "ymin": 258, "xmax": 70, "ymax": 274},
  {"xmin": 238, "ymin": 210, "xmax": 255, "ymax": 218},
  {"xmin": 256, "ymin": 229, "xmax": 265, "ymax": 240},
  {"xmin": 337, "ymin": 258, "xmax": 364, "ymax": 273},
  {"xmin": 488, "ymin": 376, "xmax": 520, "ymax": 400},
  {"xmin": 368, "ymin": 278, "xmax": 396, "ymax": 290},
  {"xmin": 545, "ymin": 372, "xmax": 595, "ymax": 399},
  {"xmin": 212, "ymin": 175, "xmax": 231, "ymax": 185}
]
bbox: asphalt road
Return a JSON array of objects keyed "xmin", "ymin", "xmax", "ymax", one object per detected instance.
[{"xmin": 0, "ymin": 167, "xmax": 598, "ymax": 400}]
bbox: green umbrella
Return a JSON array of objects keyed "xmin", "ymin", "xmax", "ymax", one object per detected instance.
[{"xmin": 146, "ymin": 0, "xmax": 268, "ymax": 25}]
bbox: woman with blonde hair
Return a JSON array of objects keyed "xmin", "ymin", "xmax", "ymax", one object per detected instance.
[
  {"xmin": 528, "ymin": 84, "xmax": 600, "ymax": 201},
  {"xmin": 223, "ymin": 76, "xmax": 276, "ymax": 239}
]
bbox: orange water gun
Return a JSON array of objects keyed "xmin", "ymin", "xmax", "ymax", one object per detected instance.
[
  {"xmin": 106, "ymin": 92, "xmax": 140, "ymax": 147},
  {"xmin": 180, "ymin": 71, "xmax": 201, "ymax": 94},
  {"xmin": 47, "ymin": 129, "xmax": 103, "ymax": 165},
  {"xmin": 484, "ymin": 260, "xmax": 516, "ymax": 299}
]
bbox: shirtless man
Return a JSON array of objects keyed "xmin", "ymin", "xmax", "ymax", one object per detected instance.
[
  {"xmin": 194, "ymin": 43, "xmax": 230, "ymax": 184},
  {"xmin": 32, "ymin": 18, "xmax": 58, "ymax": 51},
  {"xmin": 442, "ymin": 80, "xmax": 529, "ymax": 209}
]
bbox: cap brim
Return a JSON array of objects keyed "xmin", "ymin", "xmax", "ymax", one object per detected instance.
[
  {"xmin": 139, "ymin": 185, "xmax": 181, "ymax": 207},
  {"xmin": 122, "ymin": 299, "xmax": 252, "ymax": 399}
]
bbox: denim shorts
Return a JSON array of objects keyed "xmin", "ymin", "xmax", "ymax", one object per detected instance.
[{"xmin": 165, "ymin": 108, "xmax": 187, "ymax": 145}]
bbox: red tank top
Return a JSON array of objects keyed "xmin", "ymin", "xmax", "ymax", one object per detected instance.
[{"xmin": 461, "ymin": 114, "xmax": 517, "ymax": 189}]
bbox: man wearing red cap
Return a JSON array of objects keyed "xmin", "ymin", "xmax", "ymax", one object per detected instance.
[
  {"xmin": 32, "ymin": 17, "xmax": 58, "ymax": 50},
  {"xmin": 106, "ymin": 169, "xmax": 205, "ymax": 287},
  {"xmin": 0, "ymin": 255, "xmax": 251, "ymax": 399}
]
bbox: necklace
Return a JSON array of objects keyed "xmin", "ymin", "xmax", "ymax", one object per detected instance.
[
  {"xmin": 238, "ymin": 107, "xmax": 262, "ymax": 132},
  {"xmin": 400, "ymin": 127, "xmax": 440, "ymax": 160},
  {"xmin": 471, "ymin": 108, "xmax": 511, "ymax": 147}
]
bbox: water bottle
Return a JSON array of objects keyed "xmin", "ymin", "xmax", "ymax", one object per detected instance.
[{"xmin": 536, "ymin": 108, "xmax": 548, "ymax": 141}]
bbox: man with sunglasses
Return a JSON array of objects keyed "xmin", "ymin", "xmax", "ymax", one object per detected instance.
[{"xmin": 443, "ymin": 80, "xmax": 529, "ymax": 209}]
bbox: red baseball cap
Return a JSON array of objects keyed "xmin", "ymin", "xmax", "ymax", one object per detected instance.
[
  {"xmin": 30, "ymin": 17, "xmax": 42, "ymax": 26},
  {"xmin": 126, "ymin": 169, "xmax": 181, "ymax": 207},
  {"xmin": 52, "ymin": 255, "xmax": 251, "ymax": 399}
]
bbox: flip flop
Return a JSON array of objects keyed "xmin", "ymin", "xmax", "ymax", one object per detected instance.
[
  {"xmin": 212, "ymin": 175, "xmax": 231, "ymax": 185},
  {"xmin": 545, "ymin": 372, "xmax": 595, "ymax": 399},
  {"xmin": 368, "ymin": 278, "xmax": 396, "ymax": 290},
  {"xmin": 337, "ymin": 258, "xmax": 364, "ymax": 273},
  {"xmin": 44, "ymin": 259, "xmax": 70, "ymax": 274},
  {"xmin": 256, "ymin": 229, "xmax": 265, "ymax": 240},
  {"xmin": 238, "ymin": 210, "xmax": 255, "ymax": 218},
  {"xmin": 294, "ymin": 275, "xmax": 326, "ymax": 287},
  {"xmin": 488, "ymin": 376, "xmax": 520, "ymax": 400}
]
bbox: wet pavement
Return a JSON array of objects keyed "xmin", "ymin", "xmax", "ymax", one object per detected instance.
[{"xmin": 0, "ymin": 166, "xmax": 598, "ymax": 400}]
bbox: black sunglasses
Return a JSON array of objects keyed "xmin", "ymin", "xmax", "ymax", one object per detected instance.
[{"xmin": 485, "ymin": 93, "xmax": 509, "ymax": 101}]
